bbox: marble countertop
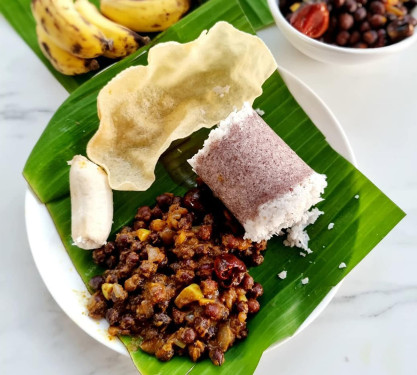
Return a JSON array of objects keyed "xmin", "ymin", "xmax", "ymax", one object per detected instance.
[{"xmin": 1, "ymin": 13, "xmax": 416, "ymax": 375}]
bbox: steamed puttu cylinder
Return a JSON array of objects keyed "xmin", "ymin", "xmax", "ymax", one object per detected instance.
[{"xmin": 188, "ymin": 102, "xmax": 327, "ymax": 243}]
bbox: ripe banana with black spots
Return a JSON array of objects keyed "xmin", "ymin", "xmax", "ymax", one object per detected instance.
[
  {"xmin": 74, "ymin": 0, "xmax": 149, "ymax": 58},
  {"xmin": 100, "ymin": 0, "xmax": 191, "ymax": 32},
  {"xmin": 36, "ymin": 24, "xmax": 100, "ymax": 75},
  {"xmin": 31, "ymin": 0, "xmax": 109, "ymax": 58}
]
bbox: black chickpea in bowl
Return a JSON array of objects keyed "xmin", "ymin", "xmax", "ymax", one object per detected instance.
[{"xmin": 280, "ymin": 0, "xmax": 417, "ymax": 48}]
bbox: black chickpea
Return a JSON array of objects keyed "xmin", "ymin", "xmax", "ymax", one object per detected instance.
[
  {"xmin": 247, "ymin": 299, "xmax": 260, "ymax": 314},
  {"xmin": 354, "ymin": 7, "xmax": 367, "ymax": 22},
  {"xmin": 360, "ymin": 21, "xmax": 371, "ymax": 32},
  {"xmin": 349, "ymin": 30, "xmax": 361, "ymax": 44},
  {"xmin": 345, "ymin": 0, "xmax": 358, "ymax": 13},
  {"xmin": 369, "ymin": 1, "xmax": 385, "ymax": 15},
  {"xmin": 339, "ymin": 13, "xmax": 355, "ymax": 29},
  {"xmin": 363, "ymin": 29, "xmax": 378, "ymax": 44},
  {"xmin": 369, "ymin": 14, "xmax": 387, "ymax": 28},
  {"xmin": 336, "ymin": 30, "xmax": 351, "ymax": 45}
]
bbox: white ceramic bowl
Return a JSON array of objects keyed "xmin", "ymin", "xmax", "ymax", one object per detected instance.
[{"xmin": 267, "ymin": 0, "xmax": 417, "ymax": 64}]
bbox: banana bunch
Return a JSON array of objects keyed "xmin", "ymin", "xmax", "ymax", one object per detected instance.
[
  {"xmin": 100, "ymin": 0, "xmax": 191, "ymax": 32},
  {"xmin": 31, "ymin": 0, "xmax": 149, "ymax": 75}
]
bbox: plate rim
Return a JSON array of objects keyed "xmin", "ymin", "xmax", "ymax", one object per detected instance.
[{"xmin": 24, "ymin": 66, "xmax": 357, "ymax": 358}]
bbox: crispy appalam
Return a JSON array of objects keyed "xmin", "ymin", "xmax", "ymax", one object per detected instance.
[{"xmin": 87, "ymin": 22, "xmax": 277, "ymax": 191}]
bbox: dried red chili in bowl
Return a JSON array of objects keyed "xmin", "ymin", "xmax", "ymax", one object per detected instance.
[
  {"xmin": 87, "ymin": 179, "xmax": 267, "ymax": 366},
  {"xmin": 289, "ymin": 3, "xmax": 330, "ymax": 38}
]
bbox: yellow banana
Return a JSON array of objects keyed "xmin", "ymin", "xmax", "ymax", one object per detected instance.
[
  {"xmin": 100, "ymin": 0, "xmax": 191, "ymax": 32},
  {"xmin": 74, "ymin": 0, "xmax": 149, "ymax": 58},
  {"xmin": 36, "ymin": 24, "xmax": 99, "ymax": 75},
  {"xmin": 31, "ymin": 0, "xmax": 109, "ymax": 58}
]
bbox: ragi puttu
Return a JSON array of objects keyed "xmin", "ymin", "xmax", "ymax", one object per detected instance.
[{"xmin": 188, "ymin": 102, "xmax": 327, "ymax": 247}]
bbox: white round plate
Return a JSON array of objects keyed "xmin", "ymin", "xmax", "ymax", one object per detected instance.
[{"xmin": 25, "ymin": 66, "xmax": 356, "ymax": 357}]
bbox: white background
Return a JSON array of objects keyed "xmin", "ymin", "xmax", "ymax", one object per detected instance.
[{"xmin": 1, "ymin": 14, "xmax": 416, "ymax": 375}]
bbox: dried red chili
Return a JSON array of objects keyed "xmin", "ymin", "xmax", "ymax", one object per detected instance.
[
  {"xmin": 214, "ymin": 254, "xmax": 247, "ymax": 288},
  {"xmin": 290, "ymin": 3, "xmax": 330, "ymax": 38}
]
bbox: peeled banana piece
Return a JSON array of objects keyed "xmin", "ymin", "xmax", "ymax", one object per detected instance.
[
  {"xmin": 69, "ymin": 155, "xmax": 113, "ymax": 250},
  {"xmin": 100, "ymin": 0, "xmax": 191, "ymax": 32},
  {"xmin": 36, "ymin": 25, "xmax": 99, "ymax": 75},
  {"xmin": 75, "ymin": 0, "xmax": 149, "ymax": 58},
  {"xmin": 31, "ymin": 0, "xmax": 109, "ymax": 58}
]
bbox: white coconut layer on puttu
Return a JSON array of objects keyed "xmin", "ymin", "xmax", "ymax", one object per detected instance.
[{"xmin": 188, "ymin": 102, "xmax": 327, "ymax": 248}]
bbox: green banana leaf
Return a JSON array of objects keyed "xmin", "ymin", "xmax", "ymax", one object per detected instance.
[
  {"xmin": 0, "ymin": 0, "xmax": 274, "ymax": 93},
  {"xmin": 22, "ymin": 0, "xmax": 404, "ymax": 374},
  {"xmin": 241, "ymin": 0, "xmax": 274, "ymax": 30}
]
